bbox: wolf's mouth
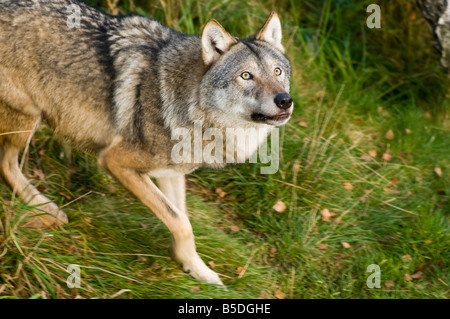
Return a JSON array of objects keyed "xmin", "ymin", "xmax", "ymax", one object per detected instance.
[{"xmin": 251, "ymin": 111, "xmax": 291, "ymax": 123}]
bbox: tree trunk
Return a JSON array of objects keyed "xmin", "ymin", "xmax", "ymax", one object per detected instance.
[{"xmin": 416, "ymin": 0, "xmax": 450, "ymax": 72}]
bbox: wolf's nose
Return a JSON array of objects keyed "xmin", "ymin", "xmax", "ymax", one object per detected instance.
[{"xmin": 274, "ymin": 93, "xmax": 293, "ymax": 110}]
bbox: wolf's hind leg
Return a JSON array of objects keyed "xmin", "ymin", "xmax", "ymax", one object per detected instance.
[
  {"xmin": 100, "ymin": 146, "xmax": 223, "ymax": 285},
  {"xmin": 0, "ymin": 103, "xmax": 68, "ymax": 228}
]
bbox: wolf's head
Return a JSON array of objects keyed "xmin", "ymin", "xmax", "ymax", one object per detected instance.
[{"xmin": 200, "ymin": 12, "xmax": 292, "ymax": 127}]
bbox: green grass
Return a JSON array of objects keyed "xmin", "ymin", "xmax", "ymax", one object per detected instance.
[{"xmin": 0, "ymin": 0, "xmax": 448, "ymax": 299}]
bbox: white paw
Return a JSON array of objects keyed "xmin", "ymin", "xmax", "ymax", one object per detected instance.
[{"xmin": 182, "ymin": 255, "xmax": 223, "ymax": 285}]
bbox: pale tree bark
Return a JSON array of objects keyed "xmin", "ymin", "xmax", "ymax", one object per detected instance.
[{"xmin": 416, "ymin": 0, "xmax": 450, "ymax": 72}]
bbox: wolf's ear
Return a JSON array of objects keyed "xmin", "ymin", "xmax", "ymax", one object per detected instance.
[
  {"xmin": 255, "ymin": 12, "xmax": 284, "ymax": 53},
  {"xmin": 202, "ymin": 19, "xmax": 238, "ymax": 65}
]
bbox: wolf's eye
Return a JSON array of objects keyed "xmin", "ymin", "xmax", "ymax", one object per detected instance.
[
  {"xmin": 241, "ymin": 72, "xmax": 253, "ymax": 80},
  {"xmin": 274, "ymin": 67, "xmax": 282, "ymax": 76}
]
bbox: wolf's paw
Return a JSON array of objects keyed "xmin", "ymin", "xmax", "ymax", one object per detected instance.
[
  {"xmin": 22, "ymin": 202, "xmax": 69, "ymax": 228},
  {"xmin": 182, "ymin": 255, "xmax": 223, "ymax": 285}
]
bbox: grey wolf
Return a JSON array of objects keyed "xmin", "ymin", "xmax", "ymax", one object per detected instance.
[{"xmin": 0, "ymin": 0, "xmax": 292, "ymax": 285}]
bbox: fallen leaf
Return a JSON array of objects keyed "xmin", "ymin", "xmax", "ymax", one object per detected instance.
[
  {"xmin": 341, "ymin": 242, "xmax": 351, "ymax": 249},
  {"xmin": 318, "ymin": 244, "xmax": 327, "ymax": 250},
  {"xmin": 215, "ymin": 188, "xmax": 226, "ymax": 198},
  {"xmin": 405, "ymin": 129, "xmax": 412, "ymax": 134},
  {"xmin": 424, "ymin": 239, "xmax": 432, "ymax": 245},
  {"xmin": 270, "ymin": 247, "xmax": 277, "ymax": 254},
  {"xmin": 59, "ymin": 192, "xmax": 72, "ymax": 200},
  {"xmin": 141, "ymin": 224, "xmax": 148, "ymax": 229},
  {"xmin": 359, "ymin": 196, "xmax": 367, "ymax": 203},
  {"xmin": 383, "ymin": 187, "xmax": 401, "ymax": 195},
  {"xmin": 354, "ymin": 120, "xmax": 361, "ymax": 126},
  {"xmin": 237, "ymin": 267, "xmax": 246, "ymax": 276},
  {"xmin": 321, "ymin": 208, "xmax": 336, "ymax": 222},
  {"xmin": 365, "ymin": 189, "xmax": 373, "ymax": 195},
  {"xmin": 274, "ymin": 290, "xmax": 286, "ymax": 299},
  {"xmin": 273, "ymin": 200, "xmax": 287, "ymax": 213},
  {"xmin": 389, "ymin": 178, "xmax": 398, "ymax": 184},
  {"xmin": 360, "ymin": 154, "xmax": 372, "ymax": 162},
  {"xmin": 298, "ymin": 121, "xmax": 308, "ymax": 128},
  {"xmin": 409, "ymin": 11, "xmax": 416, "ymax": 20},
  {"xmin": 382, "ymin": 153, "xmax": 392, "ymax": 161},
  {"xmin": 190, "ymin": 286, "xmax": 201, "ymax": 292},
  {"xmin": 368, "ymin": 150, "xmax": 377, "ymax": 157},
  {"xmin": 385, "ymin": 280, "xmax": 395, "ymax": 289},
  {"xmin": 137, "ymin": 255, "xmax": 147, "ymax": 263},
  {"xmin": 258, "ymin": 291, "xmax": 271, "ymax": 299},
  {"xmin": 33, "ymin": 168, "xmax": 45, "ymax": 180},
  {"xmin": 208, "ymin": 261, "xmax": 216, "ymax": 268},
  {"xmin": 314, "ymin": 90, "xmax": 325, "ymax": 99},
  {"xmin": 68, "ymin": 245, "xmax": 76, "ymax": 254},
  {"xmin": 434, "ymin": 167, "xmax": 442, "ymax": 178},
  {"xmin": 405, "ymin": 273, "xmax": 412, "ymax": 281},
  {"xmin": 385, "ymin": 129, "xmax": 395, "ymax": 140},
  {"xmin": 344, "ymin": 182, "xmax": 353, "ymax": 191},
  {"xmin": 230, "ymin": 225, "xmax": 240, "ymax": 233},
  {"xmin": 401, "ymin": 254, "xmax": 412, "ymax": 262},
  {"xmin": 411, "ymin": 271, "xmax": 423, "ymax": 279}
]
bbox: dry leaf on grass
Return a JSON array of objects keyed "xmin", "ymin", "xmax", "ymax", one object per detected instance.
[
  {"xmin": 385, "ymin": 129, "xmax": 395, "ymax": 140},
  {"xmin": 318, "ymin": 244, "xmax": 327, "ymax": 250},
  {"xmin": 341, "ymin": 242, "xmax": 351, "ymax": 249},
  {"xmin": 360, "ymin": 154, "xmax": 372, "ymax": 162},
  {"xmin": 32, "ymin": 168, "xmax": 45, "ymax": 180},
  {"xmin": 405, "ymin": 273, "xmax": 412, "ymax": 281},
  {"xmin": 273, "ymin": 200, "xmax": 287, "ymax": 213},
  {"xmin": 190, "ymin": 286, "xmax": 201, "ymax": 292},
  {"xmin": 321, "ymin": 208, "xmax": 336, "ymax": 222},
  {"xmin": 208, "ymin": 261, "xmax": 216, "ymax": 268},
  {"xmin": 385, "ymin": 280, "xmax": 395, "ymax": 289},
  {"xmin": 298, "ymin": 121, "xmax": 308, "ymax": 128},
  {"xmin": 401, "ymin": 254, "xmax": 412, "ymax": 262},
  {"xmin": 368, "ymin": 150, "xmax": 377, "ymax": 157},
  {"xmin": 384, "ymin": 187, "xmax": 401, "ymax": 195},
  {"xmin": 237, "ymin": 267, "xmax": 246, "ymax": 276},
  {"xmin": 382, "ymin": 153, "xmax": 392, "ymax": 161},
  {"xmin": 215, "ymin": 188, "xmax": 226, "ymax": 197},
  {"xmin": 344, "ymin": 182, "xmax": 353, "ymax": 191},
  {"xmin": 411, "ymin": 271, "xmax": 423, "ymax": 279},
  {"xmin": 434, "ymin": 167, "xmax": 442, "ymax": 178},
  {"xmin": 230, "ymin": 225, "xmax": 240, "ymax": 233},
  {"xmin": 389, "ymin": 178, "xmax": 398, "ymax": 184},
  {"xmin": 274, "ymin": 290, "xmax": 286, "ymax": 299}
]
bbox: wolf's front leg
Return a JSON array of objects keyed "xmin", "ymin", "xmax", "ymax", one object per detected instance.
[
  {"xmin": 156, "ymin": 175, "xmax": 223, "ymax": 285},
  {"xmin": 99, "ymin": 148, "xmax": 223, "ymax": 285}
]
